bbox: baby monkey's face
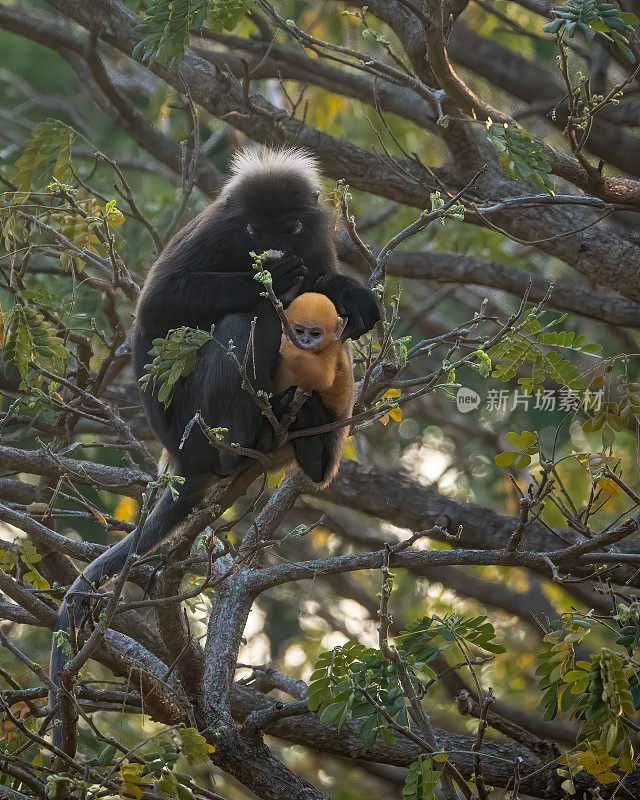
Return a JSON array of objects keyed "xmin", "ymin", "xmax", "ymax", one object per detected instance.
[{"xmin": 289, "ymin": 321, "xmax": 327, "ymax": 352}]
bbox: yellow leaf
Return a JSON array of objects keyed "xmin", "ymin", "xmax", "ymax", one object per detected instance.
[
  {"xmin": 326, "ymin": 93, "xmax": 346, "ymax": 123},
  {"xmin": 101, "ymin": 200, "xmax": 125, "ymax": 228},
  {"xmin": 597, "ymin": 477, "xmax": 622, "ymax": 496},
  {"xmin": 89, "ymin": 334, "xmax": 110, "ymax": 372},
  {"xmin": 119, "ymin": 761, "xmax": 143, "ymax": 800},
  {"xmin": 379, "ymin": 389, "xmax": 401, "ymax": 424},
  {"xmin": 342, "ymin": 436, "xmax": 357, "ymax": 461},
  {"xmin": 312, "ymin": 527, "xmax": 331, "ymax": 548},
  {"xmin": 114, "ymin": 496, "xmax": 139, "ymax": 524},
  {"xmin": 267, "ymin": 470, "xmax": 285, "ymax": 488}
]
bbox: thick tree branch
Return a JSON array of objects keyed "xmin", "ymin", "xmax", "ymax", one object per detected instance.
[
  {"xmin": 337, "ymin": 233, "xmax": 640, "ymax": 327},
  {"xmin": 32, "ymin": 0, "xmax": 640, "ymax": 304}
]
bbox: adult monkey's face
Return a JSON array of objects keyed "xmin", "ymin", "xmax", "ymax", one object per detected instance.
[{"xmin": 223, "ymin": 170, "xmax": 326, "ymax": 258}]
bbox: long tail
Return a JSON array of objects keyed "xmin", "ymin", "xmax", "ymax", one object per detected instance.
[{"xmin": 49, "ymin": 474, "xmax": 210, "ymax": 751}]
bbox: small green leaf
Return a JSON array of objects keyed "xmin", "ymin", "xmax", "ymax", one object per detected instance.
[{"xmin": 495, "ymin": 451, "xmax": 519, "ymax": 467}]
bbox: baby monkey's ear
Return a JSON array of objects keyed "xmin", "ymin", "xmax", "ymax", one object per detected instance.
[{"xmin": 334, "ymin": 315, "xmax": 347, "ymax": 340}]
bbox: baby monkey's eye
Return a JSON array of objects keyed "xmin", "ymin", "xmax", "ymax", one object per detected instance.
[
  {"xmin": 310, "ymin": 328, "xmax": 322, "ymax": 338},
  {"xmin": 294, "ymin": 326, "xmax": 306, "ymax": 335}
]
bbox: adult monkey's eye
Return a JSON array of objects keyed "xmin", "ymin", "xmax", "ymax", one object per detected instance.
[
  {"xmin": 246, "ymin": 223, "xmax": 255, "ymax": 236},
  {"xmin": 292, "ymin": 220, "xmax": 302, "ymax": 235}
]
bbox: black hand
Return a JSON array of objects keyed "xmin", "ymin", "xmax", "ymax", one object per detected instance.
[
  {"xmin": 334, "ymin": 284, "xmax": 380, "ymax": 340},
  {"xmin": 266, "ymin": 253, "xmax": 306, "ymax": 300}
]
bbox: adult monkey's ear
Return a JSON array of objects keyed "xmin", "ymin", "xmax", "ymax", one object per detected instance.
[{"xmin": 334, "ymin": 315, "xmax": 347, "ymax": 340}]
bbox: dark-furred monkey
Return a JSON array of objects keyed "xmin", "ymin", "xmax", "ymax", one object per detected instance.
[{"xmin": 49, "ymin": 148, "xmax": 379, "ymax": 747}]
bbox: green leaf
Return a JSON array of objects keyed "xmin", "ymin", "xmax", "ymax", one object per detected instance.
[
  {"xmin": 494, "ymin": 451, "xmax": 519, "ymax": 467},
  {"xmin": 320, "ymin": 700, "xmax": 350, "ymax": 728},
  {"xmin": 98, "ymin": 744, "xmax": 118, "ymax": 767},
  {"xmin": 209, "ymin": 0, "xmax": 250, "ymax": 32},
  {"xmin": 359, "ymin": 714, "xmax": 379, "ymax": 747},
  {"xmin": 505, "ymin": 430, "xmax": 536, "ymax": 448},
  {"xmin": 619, "ymin": 12, "xmax": 639, "ymax": 25},
  {"xmin": 543, "ymin": 18, "xmax": 564, "ymax": 32}
]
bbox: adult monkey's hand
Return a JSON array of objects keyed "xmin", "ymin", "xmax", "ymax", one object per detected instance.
[
  {"xmin": 263, "ymin": 251, "xmax": 307, "ymax": 300},
  {"xmin": 334, "ymin": 282, "xmax": 380, "ymax": 340}
]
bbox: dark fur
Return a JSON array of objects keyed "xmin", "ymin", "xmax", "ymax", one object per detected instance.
[{"xmin": 49, "ymin": 150, "xmax": 379, "ymax": 748}]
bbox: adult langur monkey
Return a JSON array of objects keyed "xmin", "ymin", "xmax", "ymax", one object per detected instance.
[{"xmin": 49, "ymin": 147, "xmax": 380, "ymax": 749}]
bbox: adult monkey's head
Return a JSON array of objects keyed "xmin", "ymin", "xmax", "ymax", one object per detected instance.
[{"xmin": 220, "ymin": 147, "xmax": 332, "ymax": 260}]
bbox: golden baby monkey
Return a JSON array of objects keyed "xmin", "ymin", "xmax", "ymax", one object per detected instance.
[{"xmin": 277, "ymin": 292, "xmax": 354, "ymax": 416}]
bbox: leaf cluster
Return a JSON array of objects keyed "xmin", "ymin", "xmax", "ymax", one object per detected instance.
[
  {"xmin": 134, "ymin": 0, "xmax": 249, "ymax": 65},
  {"xmin": 308, "ymin": 616, "xmax": 504, "ymax": 747},
  {"xmin": 3, "ymin": 304, "xmax": 69, "ymax": 381},
  {"xmin": 139, "ymin": 325, "xmax": 215, "ymax": 408},
  {"xmin": 582, "ymin": 376, "xmax": 640, "ymax": 445},
  {"xmin": 397, "ymin": 614, "xmax": 506, "ymax": 659},
  {"xmin": 537, "ymin": 619, "xmax": 640, "ymax": 787},
  {"xmin": 0, "ymin": 540, "xmax": 49, "ymax": 590},
  {"xmin": 429, "ymin": 191, "xmax": 465, "ymax": 225},
  {"xmin": 402, "ymin": 756, "xmax": 445, "ymax": 800},
  {"xmin": 495, "ymin": 430, "xmax": 538, "ymax": 469},
  {"xmin": 487, "ymin": 310, "xmax": 601, "ymax": 393},
  {"xmin": 486, "ymin": 122, "xmax": 555, "ymax": 194},
  {"xmin": 307, "ymin": 642, "xmax": 412, "ymax": 746},
  {"xmin": 13, "ymin": 119, "xmax": 74, "ymax": 195},
  {"xmin": 116, "ymin": 728, "xmax": 212, "ymax": 800},
  {"xmin": 544, "ymin": 1, "xmax": 638, "ymax": 56}
]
